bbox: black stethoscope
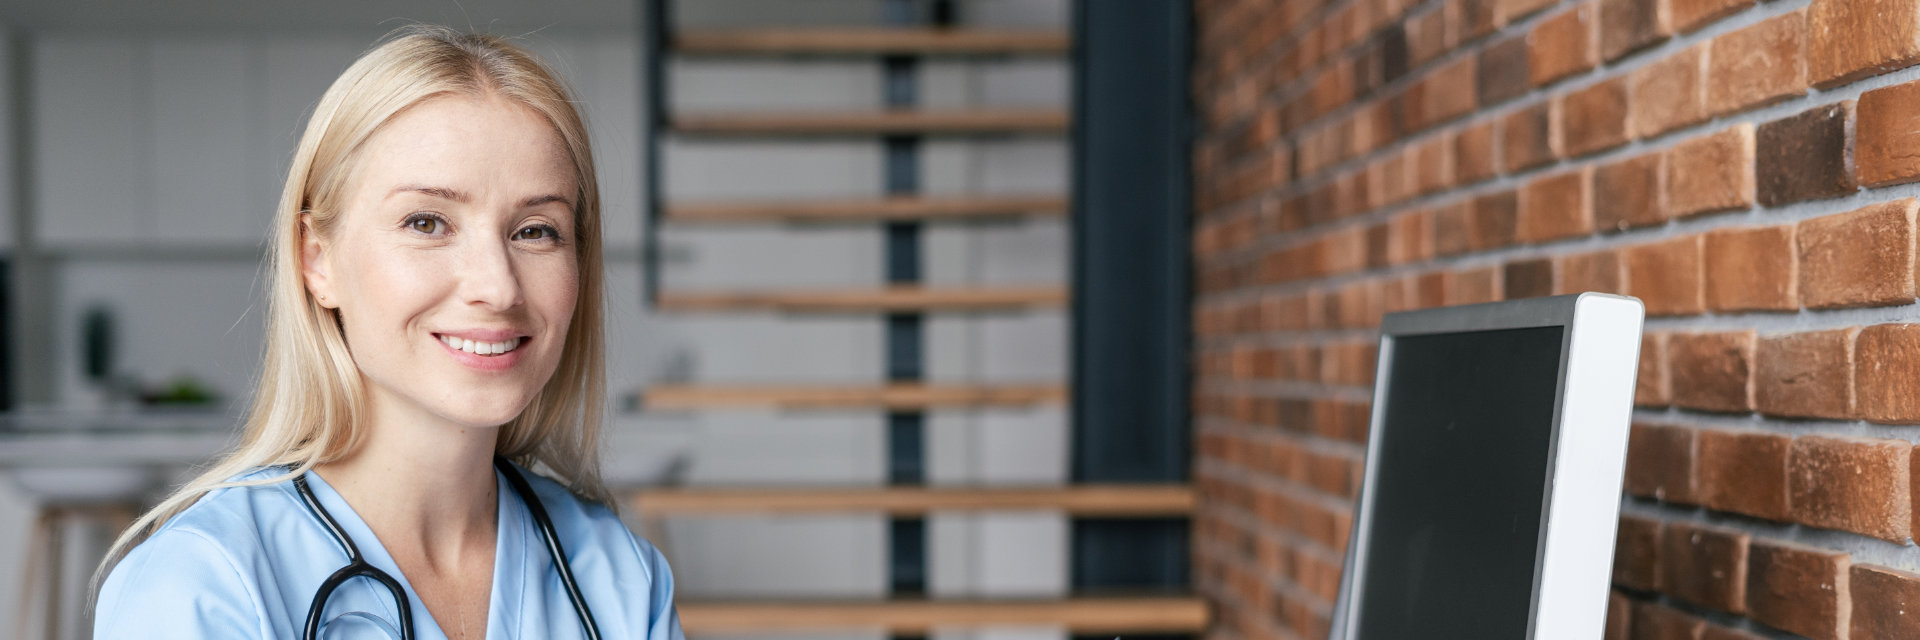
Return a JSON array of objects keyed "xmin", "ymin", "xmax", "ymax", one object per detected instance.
[{"xmin": 291, "ymin": 456, "xmax": 601, "ymax": 639}]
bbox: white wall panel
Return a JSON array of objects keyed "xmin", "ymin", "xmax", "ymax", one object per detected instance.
[
  {"xmin": 662, "ymin": 139, "xmax": 881, "ymax": 201},
  {"xmin": 34, "ymin": 36, "xmax": 143, "ymax": 246},
  {"xmin": 670, "ymin": 59, "xmax": 880, "ymax": 112},
  {"xmin": 150, "ymin": 38, "xmax": 260, "ymax": 245}
]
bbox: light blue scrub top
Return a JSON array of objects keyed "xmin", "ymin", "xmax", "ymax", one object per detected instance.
[{"xmin": 95, "ymin": 464, "xmax": 683, "ymax": 639}]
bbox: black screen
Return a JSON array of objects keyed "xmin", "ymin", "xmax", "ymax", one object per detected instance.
[{"xmin": 1352, "ymin": 326, "xmax": 1565, "ymax": 640}]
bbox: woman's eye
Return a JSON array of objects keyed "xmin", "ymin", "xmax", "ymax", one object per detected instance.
[
  {"xmin": 516, "ymin": 225, "xmax": 562, "ymax": 242},
  {"xmin": 403, "ymin": 213, "xmax": 446, "ymax": 235}
]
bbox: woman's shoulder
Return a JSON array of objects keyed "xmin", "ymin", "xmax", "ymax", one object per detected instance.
[
  {"xmin": 95, "ymin": 467, "xmax": 297, "ymax": 638},
  {"xmin": 146, "ymin": 467, "xmax": 301, "ymax": 545},
  {"xmin": 510, "ymin": 465, "xmax": 668, "ymax": 573}
]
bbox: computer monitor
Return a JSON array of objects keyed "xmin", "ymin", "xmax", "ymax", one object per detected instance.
[{"xmin": 1328, "ymin": 293, "xmax": 1644, "ymax": 640}]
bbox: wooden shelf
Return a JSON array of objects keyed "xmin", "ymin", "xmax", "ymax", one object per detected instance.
[
  {"xmin": 677, "ymin": 596, "xmax": 1208, "ymax": 633},
  {"xmin": 674, "ymin": 28, "xmax": 1070, "ymax": 55},
  {"xmin": 632, "ymin": 485, "xmax": 1195, "ymax": 517},
  {"xmin": 654, "ymin": 285, "xmax": 1066, "ymax": 312},
  {"xmin": 645, "ymin": 383, "xmax": 1065, "ymax": 410},
  {"xmin": 671, "ymin": 108, "xmax": 1068, "ymax": 136},
  {"xmin": 663, "ymin": 194, "xmax": 1068, "ymax": 224}
]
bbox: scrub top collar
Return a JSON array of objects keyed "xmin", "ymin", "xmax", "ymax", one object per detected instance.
[{"xmin": 295, "ymin": 465, "xmax": 531, "ymax": 639}]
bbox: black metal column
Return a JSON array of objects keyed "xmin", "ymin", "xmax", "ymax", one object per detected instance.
[
  {"xmin": 1070, "ymin": 1, "xmax": 1193, "ymax": 638},
  {"xmin": 882, "ymin": 0, "xmax": 940, "ymax": 618}
]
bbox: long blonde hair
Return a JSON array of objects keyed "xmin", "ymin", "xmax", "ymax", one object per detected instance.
[{"xmin": 96, "ymin": 25, "xmax": 610, "ymax": 584}]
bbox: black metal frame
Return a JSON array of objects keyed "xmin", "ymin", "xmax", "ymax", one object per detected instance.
[
  {"xmin": 640, "ymin": 0, "xmax": 670, "ymax": 305},
  {"xmin": 1068, "ymin": 0, "xmax": 1194, "ymax": 607}
]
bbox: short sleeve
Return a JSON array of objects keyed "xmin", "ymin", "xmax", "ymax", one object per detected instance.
[
  {"xmin": 635, "ymin": 536, "xmax": 684, "ymax": 640},
  {"xmin": 95, "ymin": 529, "xmax": 266, "ymax": 639}
]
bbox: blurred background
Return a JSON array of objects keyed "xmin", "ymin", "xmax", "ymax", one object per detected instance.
[{"xmin": 0, "ymin": 0, "xmax": 1203, "ymax": 639}]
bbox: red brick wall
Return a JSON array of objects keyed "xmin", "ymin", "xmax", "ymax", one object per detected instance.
[{"xmin": 1189, "ymin": 0, "xmax": 1920, "ymax": 638}]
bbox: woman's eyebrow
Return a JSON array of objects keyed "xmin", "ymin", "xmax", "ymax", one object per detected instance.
[
  {"xmin": 389, "ymin": 184, "xmax": 468, "ymax": 202},
  {"xmin": 520, "ymin": 193, "xmax": 574, "ymax": 209}
]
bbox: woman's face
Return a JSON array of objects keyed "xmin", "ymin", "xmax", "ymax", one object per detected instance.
[{"xmin": 303, "ymin": 94, "xmax": 579, "ymax": 431}]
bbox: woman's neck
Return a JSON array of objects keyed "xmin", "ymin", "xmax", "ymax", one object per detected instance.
[{"xmin": 314, "ymin": 385, "xmax": 500, "ymax": 565}]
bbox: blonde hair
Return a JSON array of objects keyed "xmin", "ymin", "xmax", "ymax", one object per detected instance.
[{"xmin": 96, "ymin": 25, "xmax": 609, "ymax": 585}]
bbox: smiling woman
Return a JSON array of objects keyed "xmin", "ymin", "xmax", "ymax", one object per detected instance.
[{"xmin": 86, "ymin": 26, "xmax": 681, "ymax": 640}]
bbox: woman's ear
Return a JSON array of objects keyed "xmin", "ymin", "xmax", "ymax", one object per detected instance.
[{"xmin": 300, "ymin": 214, "xmax": 338, "ymax": 309}]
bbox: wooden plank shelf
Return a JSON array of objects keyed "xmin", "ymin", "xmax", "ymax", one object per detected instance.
[
  {"xmin": 654, "ymin": 285, "xmax": 1066, "ymax": 313},
  {"xmin": 663, "ymin": 194, "xmax": 1068, "ymax": 224},
  {"xmin": 671, "ymin": 108, "xmax": 1068, "ymax": 136},
  {"xmin": 644, "ymin": 382, "xmax": 1065, "ymax": 410},
  {"xmin": 676, "ymin": 596, "xmax": 1209, "ymax": 633},
  {"xmin": 632, "ymin": 485, "xmax": 1196, "ymax": 517},
  {"xmin": 674, "ymin": 28, "xmax": 1070, "ymax": 56}
]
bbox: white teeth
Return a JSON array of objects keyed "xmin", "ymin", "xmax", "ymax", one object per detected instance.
[{"xmin": 440, "ymin": 335, "xmax": 520, "ymax": 356}]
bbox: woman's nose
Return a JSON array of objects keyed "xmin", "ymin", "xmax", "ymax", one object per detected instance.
[{"xmin": 457, "ymin": 237, "xmax": 522, "ymax": 310}]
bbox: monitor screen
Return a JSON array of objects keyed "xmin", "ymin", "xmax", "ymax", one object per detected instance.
[
  {"xmin": 1352, "ymin": 325, "xmax": 1565, "ymax": 639},
  {"xmin": 1329, "ymin": 293, "xmax": 1643, "ymax": 640}
]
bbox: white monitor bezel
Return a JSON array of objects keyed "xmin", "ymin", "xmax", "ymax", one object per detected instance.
[{"xmin": 1327, "ymin": 292, "xmax": 1645, "ymax": 640}]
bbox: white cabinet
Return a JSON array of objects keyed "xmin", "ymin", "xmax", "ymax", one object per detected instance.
[
  {"xmin": 32, "ymin": 35, "xmax": 367, "ymax": 250},
  {"xmin": 150, "ymin": 39, "xmax": 257, "ymax": 245},
  {"xmin": 33, "ymin": 36, "xmax": 143, "ymax": 246}
]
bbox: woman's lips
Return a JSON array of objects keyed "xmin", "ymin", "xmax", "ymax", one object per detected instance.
[{"xmin": 433, "ymin": 333, "xmax": 526, "ymax": 371}]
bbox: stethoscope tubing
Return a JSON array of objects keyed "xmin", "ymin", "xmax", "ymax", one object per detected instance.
[{"xmin": 292, "ymin": 457, "xmax": 601, "ymax": 640}]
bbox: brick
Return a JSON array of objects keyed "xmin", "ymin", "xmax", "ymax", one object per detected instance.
[
  {"xmin": 1796, "ymin": 199, "xmax": 1918, "ymax": 309},
  {"xmin": 1633, "ymin": 601, "xmax": 1706, "ymax": 640},
  {"xmin": 1504, "ymin": 258, "xmax": 1555, "ymax": 298},
  {"xmin": 1671, "ymin": 0, "xmax": 1751, "ymax": 33},
  {"xmin": 1559, "ymin": 250, "xmax": 1624, "ymax": 295},
  {"xmin": 1702, "ymin": 225, "xmax": 1796, "ymax": 312},
  {"xmin": 1809, "ymin": 0, "xmax": 1920, "ymax": 88},
  {"xmin": 1631, "ymin": 45, "xmax": 1707, "ymax": 138},
  {"xmin": 1445, "ymin": 265, "xmax": 1503, "ymax": 305},
  {"xmin": 1696, "ymin": 429, "xmax": 1790, "ymax": 520},
  {"xmin": 1607, "ymin": 592, "xmax": 1631, "ymax": 640},
  {"xmin": 1638, "ymin": 332, "xmax": 1671, "ymax": 405},
  {"xmin": 1745, "ymin": 539, "xmax": 1848, "ymax": 640},
  {"xmin": 1625, "ymin": 422, "xmax": 1696, "ymax": 502},
  {"xmin": 1459, "ymin": 0, "xmax": 1504, "ymax": 41},
  {"xmin": 1854, "ymin": 564, "xmax": 1920, "ymax": 639},
  {"xmin": 1755, "ymin": 329, "xmax": 1855, "ymax": 420},
  {"xmin": 1701, "ymin": 626, "xmax": 1766, "ymax": 640},
  {"xmin": 1757, "ymin": 102, "xmax": 1855, "ymax": 206},
  {"xmin": 1406, "ymin": 56, "xmax": 1480, "ymax": 130},
  {"xmin": 1469, "ymin": 189, "xmax": 1519, "ymax": 250},
  {"xmin": 1706, "ymin": 11, "xmax": 1808, "ymax": 117},
  {"xmin": 1502, "ymin": 0, "xmax": 1558, "ymax": 22},
  {"xmin": 1614, "ymin": 514, "xmax": 1664, "ymax": 591},
  {"xmin": 1594, "ymin": 152, "xmax": 1666, "ymax": 230},
  {"xmin": 1530, "ymin": 4, "xmax": 1599, "ymax": 85},
  {"xmin": 1501, "ymin": 100, "xmax": 1561, "ymax": 172},
  {"xmin": 1857, "ymin": 323, "xmax": 1920, "ymax": 423},
  {"xmin": 1519, "ymin": 168, "xmax": 1593, "ymax": 243},
  {"xmin": 1479, "ymin": 34, "xmax": 1532, "ymax": 105},
  {"xmin": 1625, "ymin": 235, "xmax": 1704, "ymax": 316},
  {"xmin": 1562, "ymin": 76, "xmax": 1630, "ymax": 156},
  {"xmin": 1665, "ymin": 125, "xmax": 1754, "ymax": 218},
  {"xmin": 1856, "ymin": 80, "xmax": 1920, "ymax": 186},
  {"xmin": 1660, "ymin": 521, "xmax": 1749, "ymax": 613},
  {"xmin": 1385, "ymin": 210, "xmax": 1433, "ymax": 265},
  {"xmin": 1456, "ymin": 120, "xmax": 1498, "ymax": 183},
  {"xmin": 1601, "ymin": 0, "xmax": 1673, "ymax": 61},
  {"xmin": 1667, "ymin": 330, "xmax": 1754, "ymax": 413},
  {"xmin": 1432, "ymin": 201, "xmax": 1474, "ymax": 256},
  {"xmin": 1789, "ymin": 435, "xmax": 1912, "ymax": 542},
  {"xmin": 1406, "ymin": 5, "xmax": 1457, "ymax": 67},
  {"xmin": 1413, "ymin": 133, "xmax": 1456, "ymax": 194}
]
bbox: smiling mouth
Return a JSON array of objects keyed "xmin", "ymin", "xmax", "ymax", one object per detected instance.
[{"xmin": 436, "ymin": 334, "xmax": 525, "ymax": 356}]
